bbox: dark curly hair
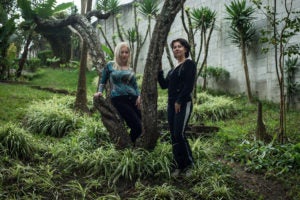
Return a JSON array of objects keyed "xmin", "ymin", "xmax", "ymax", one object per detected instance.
[{"xmin": 170, "ymin": 38, "xmax": 191, "ymax": 58}]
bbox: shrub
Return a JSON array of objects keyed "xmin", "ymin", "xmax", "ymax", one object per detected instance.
[
  {"xmin": 202, "ymin": 66, "xmax": 230, "ymax": 82},
  {"xmin": 135, "ymin": 182, "xmax": 185, "ymax": 199},
  {"xmin": 192, "ymin": 92, "xmax": 238, "ymax": 122},
  {"xmin": 25, "ymin": 58, "xmax": 41, "ymax": 72},
  {"xmin": 228, "ymin": 140, "xmax": 300, "ymax": 175},
  {"xmin": 23, "ymin": 96, "xmax": 81, "ymax": 137},
  {"xmin": 0, "ymin": 123, "xmax": 36, "ymax": 160},
  {"xmin": 37, "ymin": 50, "xmax": 53, "ymax": 66}
]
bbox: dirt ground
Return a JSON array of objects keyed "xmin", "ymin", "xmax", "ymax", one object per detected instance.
[{"xmin": 226, "ymin": 161, "xmax": 289, "ymax": 200}]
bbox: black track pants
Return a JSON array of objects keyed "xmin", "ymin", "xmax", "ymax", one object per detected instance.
[{"xmin": 167, "ymin": 101, "xmax": 194, "ymax": 169}]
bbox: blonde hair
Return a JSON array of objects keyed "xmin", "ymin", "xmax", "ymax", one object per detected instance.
[{"xmin": 113, "ymin": 42, "xmax": 131, "ymax": 70}]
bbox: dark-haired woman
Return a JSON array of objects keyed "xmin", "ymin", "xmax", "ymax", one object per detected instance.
[{"xmin": 158, "ymin": 38, "xmax": 196, "ymax": 177}]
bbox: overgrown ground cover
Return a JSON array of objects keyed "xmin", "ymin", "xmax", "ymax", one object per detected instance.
[{"xmin": 0, "ymin": 68, "xmax": 299, "ymax": 199}]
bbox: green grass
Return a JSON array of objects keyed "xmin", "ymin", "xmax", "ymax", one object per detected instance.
[
  {"xmin": 0, "ymin": 68, "xmax": 98, "ymax": 126},
  {"xmin": 0, "ymin": 84, "xmax": 54, "ymax": 125},
  {"xmin": 28, "ymin": 68, "xmax": 98, "ymax": 95}
]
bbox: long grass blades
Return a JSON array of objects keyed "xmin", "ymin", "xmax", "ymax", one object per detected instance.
[
  {"xmin": 0, "ymin": 123, "xmax": 37, "ymax": 160},
  {"xmin": 23, "ymin": 96, "xmax": 81, "ymax": 137}
]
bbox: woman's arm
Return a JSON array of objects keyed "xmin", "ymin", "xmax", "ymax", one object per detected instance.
[
  {"xmin": 98, "ymin": 62, "xmax": 112, "ymax": 93},
  {"xmin": 157, "ymin": 62, "xmax": 169, "ymax": 89}
]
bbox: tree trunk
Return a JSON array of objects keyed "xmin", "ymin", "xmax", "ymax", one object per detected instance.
[
  {"xmin": 255, "ymin": 101, "xmax": 269, "ymax": 142},
  {"xmin": 93, "ymin": 96, "xmax": 131, "ymax": 149},
  {"xmin": 74, "ymin": 0, "xmax": 92, "ymax": 113},
  {"xmin": 35, "ymin": 25, "xmax": 72, "ymax": 67},
  {"xmin": 139, "ymin": 0, "xmax": 186, "ymax": 150},
  {"xmin": 241, "ymin": 41, "xmax": 253, "ymax": 103},
  {"xmin": 74, "ymin": 42, "xmax": 89, "ymax": 113},
  {"xmin": 16, "ymin": 31, "xmax": 33, "ymax": 78},
  {"xmin": 0, "ymin": 55, "xmax": 7, "ymax": 80},
  {"xmin": 278, "ymin": 41, "xmax": 286, "ymax": 144}
]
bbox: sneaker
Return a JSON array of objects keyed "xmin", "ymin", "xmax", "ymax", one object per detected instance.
[
  {"xmin": 184, "ymin": 168, "xmax": 193, "ymax": 178},
  {"xmin": 171, "ymin": 169, "xmax": 181, "ymax": 178}
]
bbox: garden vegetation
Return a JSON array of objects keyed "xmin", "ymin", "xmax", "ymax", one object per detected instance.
[{"xmin": 0, "ymin": 68, "xmax": 299, "ymax": 199}]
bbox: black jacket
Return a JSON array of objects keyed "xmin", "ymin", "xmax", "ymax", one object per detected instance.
[{"xmin": 158, "ymin": 59, "xmax": 196, "ymax": 104}]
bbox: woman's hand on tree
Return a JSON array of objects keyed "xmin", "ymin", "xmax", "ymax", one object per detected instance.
[{"xmin": 94, "ymin": 92, "xmax": 103, "ymax": 97}]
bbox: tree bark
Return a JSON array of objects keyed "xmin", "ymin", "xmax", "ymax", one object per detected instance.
[
  {"xmin": 139, "ymin": 0, "xmax": 186, "ymax": 150},
  {"xmin": 256, "ymin": 101, "xmax": 268, "ymax": 142},
  {"xmin": 74, "ymin": 0, "xmax": 92, "ymax": 113},
  {"xmin": 34, "ymin": 12, "xmax": 109, "ymax": 74},
  {"xmin": 39, "ymin": 27, "xmax": 71, "ymax": 67},
  {"xmin": 16, "ymin": 31, "xmax": 33, "ymax": 78},
  {"xmin": 93, "ymin": 96, "xmax": 131, "ymax": 149},
  {"xmin": 75, "ymin": 42, "xmax": 89, "ymax": 113},
  {"xmin": 241, "ymin": 41, "xmax": 253, "ymax": 103}
]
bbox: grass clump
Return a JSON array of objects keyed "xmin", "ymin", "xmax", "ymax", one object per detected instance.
[
  {"xmin": 0, "ymin": 123, "xmax": 37, "ymax": 160},
  {"xmin": 23, "ymin": 96, "xmax": 82, "ymax": 137},
  {"xmin": 135, "ymin": 182, "xmax": 186, "ymax": 199},
  {"xmin": 192, "ymin": 92, "xmax": 238, "ymax": 122}
]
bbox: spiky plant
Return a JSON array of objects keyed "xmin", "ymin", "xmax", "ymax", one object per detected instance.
[
  {"xmin": 192, "ymin": 92, "xmax": 238, "ymax": 122},
  {"xmin": 23, "ymin": 96, "xmax": 81, "ymax": 137},
  {"xmin": 225, "ymin": 0, "xmax": 256, "ymax": 102},
  {"xmin": 0, "ymin": 123, "xmax": 36, "ymax": 160},
  {"xmin": 138, "ymin": 0, "xmax": 159, "ymax": 17},
  {"xmin": 135, "ymin": 182, "xmax": 185, "ymax": 199}
]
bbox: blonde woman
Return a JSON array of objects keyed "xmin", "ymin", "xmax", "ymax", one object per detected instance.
[{"xmin": 94, "ymin": 42, "xmax": 142, "ymax": 144}]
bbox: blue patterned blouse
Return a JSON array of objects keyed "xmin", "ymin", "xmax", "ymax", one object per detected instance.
[{"xmin": 98, "ymin": 62, "xmax": 140, "ymax": 98}]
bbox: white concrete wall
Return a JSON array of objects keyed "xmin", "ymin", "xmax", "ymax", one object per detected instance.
[{"xmin": 96, "ymin": 0, "xmax": 300, "ymax": 107}]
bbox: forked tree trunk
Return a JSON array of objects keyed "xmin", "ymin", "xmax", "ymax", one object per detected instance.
[
  {"xmin": 34, "ymin": 1, "xmax": 186, "ymax": 149},
  {"xmin": 139, "ymin": 0, "xmax": 186, "ymax": 150},
  {"xmin": 256, "ymin": 101, "xmax": 268, "ymax": 142}
]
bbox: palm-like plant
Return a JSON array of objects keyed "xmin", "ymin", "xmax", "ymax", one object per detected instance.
[
  {"xmin": 97, "ymin": 0, "xmax": 120, "ymax": 14},
  {"xmin": 139, "ymin": 0, "xmax": 159, "ymax": 17},
  {"xmin": 18, "ymin": 0, "xmax": 73, "ymax": 20},
  {"xmin": 191, "ymin": 7, "xmax": 216, "ymax": 32},
  {"xmin": 225, "ymin": 0, "xmax": 256, "ymax": 102},
  {"xmin": 97, "ymin": 0, "xmax": 121, "ymax": 41},
  {"xmin": 138, "ymin": 0, "xmax": 159, "ymax": 40},
  {"xmin": 126, "ymin": 27, "xmax": 137, "ymax": 67},
  {"xmin": 190, "ymin": 7, "xmax": 216, "ymax": 91}
]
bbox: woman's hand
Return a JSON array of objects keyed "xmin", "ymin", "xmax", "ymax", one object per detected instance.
[
  {"xmin": 175, "ymin": 102, "xmax": 181, "ymax": 113},
  {"xmin": 94, "ymin": 92, "xmax": 103, "ymax": 97},
  {"xmin": 136, "ymin": 96, "xmax": 141, "ymax": 109},
  {"xmin": 159, "ymin": 61, "xmax": 162, "ymax": 71}
]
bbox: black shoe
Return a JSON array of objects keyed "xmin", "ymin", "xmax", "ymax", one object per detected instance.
[
  {"xmin": 171, "ymin": 169, "xmax": 181, "ymax": 178},
  {"xmin": 182, "ymin": 165, "xmax": 194, "ymax": 178}
]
